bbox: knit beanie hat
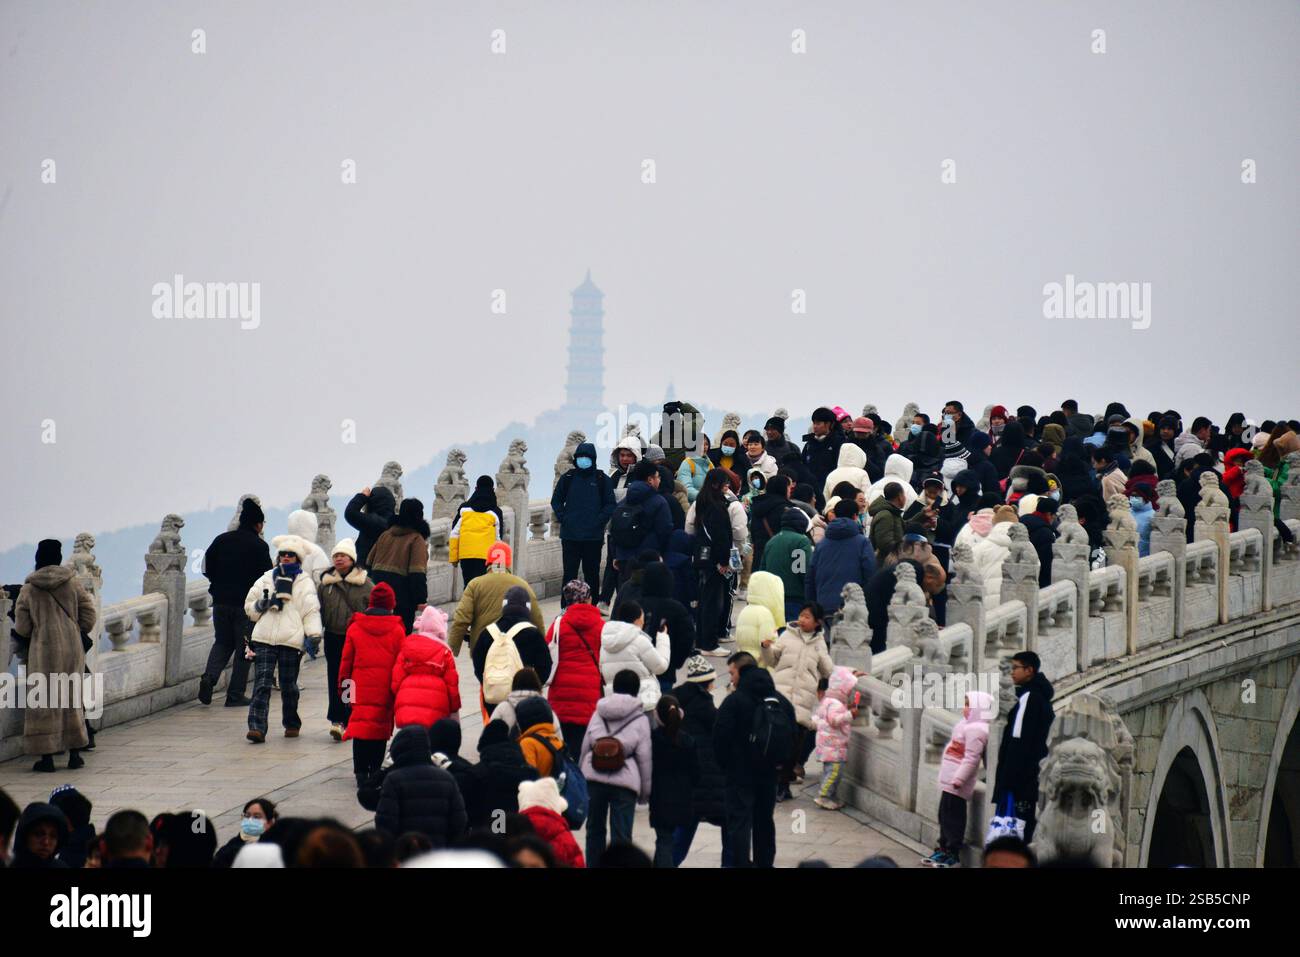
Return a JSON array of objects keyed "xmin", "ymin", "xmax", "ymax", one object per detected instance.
[
  {"xmin": 369, "ymin": 582, "xmax": 396, "ymax": 611},
  {"xmin": 765, "ymin": 416, "xmax": 786, "ymax": 432},
  {"xmin": 34, "ymin": 539, "xmax": 63, "ymax": 569},
  {"xmin": 1040, "ymin": 423, "xmax": 1066, "ymax": 449},
  {"xmin": 331, "ymin": 538, "xmax": 358, "ymax": 562},
  {"xmin": 240, "ymin": 498, "xmax": 266, "ymax": 527},
  {"xmin": 832, "ymin": 406, "xmax": 851, "ymax": 422},
  {"xmin": 415, "ymin": 605, "xmax": 448, "ymax": 642},
  {"xmin": 515, "ymin": 695, "xmax": 554, "ymax": 731},
  {"xmin": 645, "ymin": 445, "xmax": 667, "ymax": 463},
  {"xmin": 478, "ymin": 719, "xmax": 510, "ymax": 752},
  {"xmin": 990, "ymin": 405, "xmax": 1008, "ymax": 420},
  {"xmin": 852, "ymin": 416, "xmax": 873, "ymax": 434},
  {"xmin": 684, "ymin": 654, "xmax": 717, "ymax": 683},
  {"xmin": 966, "ymin": 430, "xmax": 991, "ymax": 452},
  {"xmin": 562, "ymin": 579, "xmax": 592, "ymax": 606},
  {"xmin": 502, "ymin": 585, "xmax": 532, "ymax": 615}
]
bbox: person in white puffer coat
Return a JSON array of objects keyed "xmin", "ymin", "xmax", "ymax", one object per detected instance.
[
  {"xmin": 822, "ymin": 442, "xmax": 873, "ymax": 504},
  {"xmin": 954, "ymin": 510, "xmax": 1014, "ymax": 610},
  {"xmin": 242, "ymin": 534, "xmax": 323, "ymax": 742},
  {"xmin": 599, "ymin": 602, "xmax": 670, "ymax": 712},
  {"xmin": 866, "ymin": 453, "xmax": 918, "ymax": 507}
]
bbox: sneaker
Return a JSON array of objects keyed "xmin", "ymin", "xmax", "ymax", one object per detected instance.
[
  {"xmin": 920, "ymin": 850, "xmax": 945, "ymax": 867},
  {"xmin": 813, "ymin": 797, "xmax": 835, "ymax": 810},
  {"xmin": 932, "ymin": 851, "xmax": 960, "ymax": 868},
  {"xmin": 198, "ymin": 675, "xmax": 213, "ymax": 705},
  {"xmin": 329, "ymin": 724, "xmax": 344, "ymax": 742},
  {"xmin": 701, "ymin": 648, "xmax": 730, "ymax": 658},
  {"xmin": 246, "ymin": 730, "xmax": 265, "ymax": 744}
]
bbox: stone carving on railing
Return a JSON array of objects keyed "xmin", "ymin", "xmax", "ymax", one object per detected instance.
[
  {"xmin": 375, "ymin": 461, "xmax": 404, "ymax": 508},
  {"xmin": 186, "ymin": 584, "xmax": 213, "ymax": 630},
  {"xmin": 496, "ymin": 440, "xmax": 530, "ymax": 499},
  {"xmin": 913, "ymin": 618, "xmax": 949, "ymax": 670},
  {"xmin": 529, "ymin": 504, "xmax": 551, "ymax": 543},
  {"xmin": 1154, "ymin": 481, "xmax": 1184, "ymax": 520},
  {"xmin": 68, "ymin": 532, "xmax": 102, "ymax": 584},
  {"xmin": 1031, "ymin": 693, "xmax": 1133, "ymax": 867},
  {"xmin": 1280, "ymin": 452, "xmax": 1300, "ymax": 522},
  {"xmin": 975, "ymin": 403, "xmax": 995, "ymax": 433},
  {"xmin": 228, "ymin": 493, "xmax": 263, "ymax": 534},
  {"xmin": 830, "ymin": 582, "xmax": 872, "ymax": 672},
  {"xmin": 432, "ymin": 449, "xmax": 470, "ymax": 522},
  {"xmin": 893, "ymin": 402, "xmax": 920, "ymax": 445},
  {"xmin": 860, "ymin": 403, "xmax": 878, "ymax": 419},
  {"xmin": 886, "ymin": 561, "xmax": 928, "ymax": 650},
  {"xmin": 719, "ymin": 411, "xmax": 741, "ymax": 436},
  {"xmin": 1194, "ymin": 471, "xmax": 1230, "ymax": 533},
  {"xmin": 142, "ymin": 514, "xmax": 189, "ymax": 684},
  {"xmin": 1103, "ymin": 495, "xmax": 1138, "ymax": 551},
  {"xmin": 1055, "ymin": 505, "xmax": 1087, "ymax": 548},
  {"xmin": 947, "ymin": 541, "xmax": 990, "ymax": 670},
  {"xmin": 104, "ymin": 615, "xmax": 134, "ymax": 651},
  {"xmin": 143, "ymin": 514, "xmax": 186, "ymax": 593},
  {"xmin": 301, "ymin": 475, "xmax": 336, "ymax": 553}
]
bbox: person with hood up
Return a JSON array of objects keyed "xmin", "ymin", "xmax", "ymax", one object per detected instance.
[
  {"xmin": 868, "ymin": 482, "xmax": 907, "ymax": 565},
  {"xmin": 761, "ymin": 508, "xmax": 815, "ymax": 622},
  {"xmin": 10, "ymin": 802, "xmax": 70, "ymax": 868},
  {"xmin": 392, "ymin": 605, "xmax": 461, "ymax": 731},
  {"xmin": 516, "ymin": 696, "xmax": 566, "ymax": 777},
  {"xmin": 761, "ymin": 602, "xmax": 834, "ymax": 800},
  {"xmin": 675, "ymin": 431, "xmax": 713, "ymax": 503},
  {"xmin": 989, "ymin": 420, "xmax": 1040, "ymax": 480},
  {"xmin": 315, "ymin": 537, "xmax": 373, "ymax": 740},
  {"xmin": 449, "ymin": 476, "xmax": 504, "ymax": 590},
  {"xmin": 366, "ymin": 497, "xmax": 430, "ymax": 633},
  {"xmin": 599, "ymin": 600, "xmax": 670, "ymax": 712},
  {"xmin": 473, "ymin": 586, "xmax": 553, "ymax": 715},
  {"xmin": 1055, "ymin": 436, "xmax": 1098, "ymax": 503},
  {"xmin": 49, "ymin": 785, "xmax": 95, "ymax": 867},
  {"xmin": 813, "ymin": 667, "xmax": 859, "ymax": 810},
  {"xmin": 734, "ymin": 570, "xmax": 786, "ymax": 666},
  {"xmin": 448, "ymin": 541, "xmax": 543, "ymax": 656},
  {"xmin": 1144, "ymin": 415, "xmax": 1181, "ymax": 480},
  {"xmin": 517, "ymin": 777, "xmax": 585, "ymax": 867},
  {"xmin": 546, "ymin": 579, "xmax": 607, "ymax": 744},
  {"xmin": 580, "ymin": 669, "xmax": 654, "ymax": 867},
  {"xmin": 639, "ymin": 562, "xmax": 697, "ymax": 691},
  {"xmin": 14, "ymin": 539, "xmax": 97, "ymax": 771},
  {"xmin": 471, "ymin": 719, "xmax": 538, "ymax": 826},
  {"xmin": 243, "ymin": 534, "xmax": 323, "ymax": 744},
  {"xmin": 340, "ymin": 581, "xmax": 406, "ymax": 782},
  {"xmin": 901, "ymin": 427, "xmax": 944, "ymax": 490},
  {"xmin": 801, "ymin": 407, "xmax": 847, "ymax": 505},
  {"xmin": 922, "ymin": 689, "xmax": 996, "ymax": 868},
  {"xmin": 374, "ymin": 725, "xmax": 468, "ymax": 847},
  {"xmin": 344, "ymin": 484, "xmax": 397, "ymax": 569},
  {"xmin": 610, "ymin": 460, "xmax": 674, "ymax": 581},
  {"xmin": 992, "ymin": 651, "xmax": 1055, "ymax": 843},
  {"xmin": 866, "ymin": 453, "xmax": 918, "ymax": 507},
  {"xmin": 200, "ymin": 498, "xmax": 273, "ymax": 708},
  {"xmin": 551, "ymin": 440, "xmax": 617, "ymax": 600},
  {"xmin": 822, "ymin": 440, "xmax": 873, "ymax": 504},
  {"xmin": 1125, "ymin": 478, "xmax": 1156, "ymax": 556},
  {"xmin": 807, "ymin": 499, "xmax": 877, "ymax": 620},
  {"xmin": 670, "ymin": 657, "xmax": 730, "ymax": 865},
  {"xmin": 649, "ymin": 694, "xmax": 700, "ymax": 867}
]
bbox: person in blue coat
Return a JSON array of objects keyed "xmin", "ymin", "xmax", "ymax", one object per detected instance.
[
  {"xmin": 551, "ymin": 441, "xmax": 617, "ymax": 601},
  {"xmin": 806, "ymin": 499, "xmax": 877, "ymax": 620}
]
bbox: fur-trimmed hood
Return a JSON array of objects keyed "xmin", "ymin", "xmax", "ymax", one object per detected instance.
[
  {"xmin": 517, "ymin": 775, "xmax": 567, "ymax": 815},
  {"xmin": 318, "ymin": 565, "xmax": 368, "ymax": 587}
]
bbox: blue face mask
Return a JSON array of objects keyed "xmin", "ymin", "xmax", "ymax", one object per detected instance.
[
  {"xmin": 721, "ymin": 445, "xmax": 736, "ymax": 456},
  {"xmin": 1129, "ymin": 496, "xmax": 1145, "ymax": 509},
  {"xmin": 575, "ymin": 456, "xmax": 593, "ymax": 470},
  {"xmin": 751, "ymin": 478, "xmax": 763, "ymax": 489},
  {"xmin": 909, "ymin": 424, "xmax": 922, "ymax": 436},
  {"xmin": 241, "ymin": 817, "xmax": 265, "ymax": 837}
]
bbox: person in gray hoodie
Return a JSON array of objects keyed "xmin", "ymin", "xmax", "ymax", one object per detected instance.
[{"xmin": 579, "ymin": 669, "xmax": 654, "ymax": 867}]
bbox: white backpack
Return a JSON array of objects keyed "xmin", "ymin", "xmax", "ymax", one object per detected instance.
[{"xmin": 482, "ymin": 621, "xmax": 529, "ymax": 705}]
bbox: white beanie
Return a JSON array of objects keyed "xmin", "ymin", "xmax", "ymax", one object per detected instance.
[
  {"xmin": 1017, "ymin": 494, "xmax": 1040, "ymax": 517},
  {"xmin": 332, "ymin": 537, "xmax": 358, "ymax": 562}
]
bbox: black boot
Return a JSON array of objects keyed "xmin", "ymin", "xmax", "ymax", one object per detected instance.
[
  {"xmin": 68, "ymin": 749, "xmax": 85, "ymax": 770},
  {"xmin": 84, "ymin": 721, "xmax": 96, "ymax": 751},
  {"xmin": 33, "ymin": 754, "xmax": 55, "ymax": 773}
]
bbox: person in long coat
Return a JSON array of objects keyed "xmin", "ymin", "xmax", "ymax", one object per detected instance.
[{"xmin": 14, "ymin": 539, "xmax": 96, "ymax": 772}]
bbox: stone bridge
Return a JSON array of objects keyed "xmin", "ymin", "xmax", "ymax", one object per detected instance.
[{"xmin": 4, "ymin": 439, "xmax": 1300, "ymax": 867}]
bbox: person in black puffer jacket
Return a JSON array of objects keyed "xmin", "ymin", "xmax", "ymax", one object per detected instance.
[
  {"xmin": 671, "ymin": 660, "xmax": 728, "ymax": 864},
  {"xmin": 374, "ymin": 726, "xmax": 467, "ymax": 847},
  {"xmin": 649, "ymin": 695, "xmax": 699, "ymax": 868},
  {"xmin": 344, "ymin": 485, "xmax": 397, "ymax": 569},
  {"xmin": 470, "ymin": 719, "xmax": 538, "ymax": 827},
  {"xmin": 428, "ymin": 718, "xmax": 483, "ymax": 826},
  {"xmin": 639, "ymin": 562, "xmax": 697, "ymax": 690}
]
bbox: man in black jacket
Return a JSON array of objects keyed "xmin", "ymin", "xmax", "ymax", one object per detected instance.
[
  {"xmin": 199, "ymin": 498, "xmax": 273, "ymax": 707},
  {"xmin": 1019, "ymin": 498, "xmax": 1059, "ymax": 586},
  {"xmin": 344, "ymin": 485, "xmax": 396, "ymax": 568},
  {"xmin": 551, "ymin": 441, "xmax": 617, "ymax": 600},
  {"xmin": 713, "ymin": 653, "xmax": 796, "ymax": 868},
  {"xmin": 639, "ymin": 562, "xmax": 697, "ymax": 688},
  {"xmin": 375, "ymin": 726, "xmax": 467, "ymax": 847},
  {"xmin": 429, "ymin": 718, "xmax": 483, "ymax": 824},
  {"xmin": 992, "ymin": 652, "xmax": 1055, "ymax": 843},
  {"xmin": 802, "ymin": 407, "xmax": 846, "ymax": 507}
]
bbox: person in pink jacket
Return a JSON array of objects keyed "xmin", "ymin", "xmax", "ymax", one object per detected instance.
[
  {"xmin": 391, "ymin": 606, "xmax": 462, "ymax": 731},
  {"xmin": 812, "ymin": 667, "xmax": 859, "ymax": 809},
  {"xmin": 923, "ymin": 689, "xmax": 995, "ymax": 868}
]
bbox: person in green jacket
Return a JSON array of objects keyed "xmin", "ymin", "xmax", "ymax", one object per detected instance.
[
  {"xmin": 868, "ymin": 482, "xmax": 907, "ymax": 565},
  {"xmin": 760, "ymin": 509, "xmax": 814, "ymax": 622}
]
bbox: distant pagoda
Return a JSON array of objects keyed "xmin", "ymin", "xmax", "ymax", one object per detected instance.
[{"xmin": 564, "ymin": 270, "xmax": 605, "ymax": 414}]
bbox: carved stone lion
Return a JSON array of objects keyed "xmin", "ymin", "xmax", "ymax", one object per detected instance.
[
  {"xmin": 150, "ymin": 514, "xmax": 185, "ymax": 554},
  {"xmin": 831, "ymin": 582, "xmax": 872, "ymax": 670},
  {"xmin": 69, "ymin": 532, "xmax": 101, "ymax": 580},
  {"xmin": 438, "ymin": 449, "xmax": 468, "ymax": 487},
  {"xmin": 375, "ymin": 461, "xmax": 404, "ymax": 507},
  {"xmin": 497, "ymin": 439, "xmax": 530, "ymax": 498},
  {"xmin": 554, "ymin": 431, "xmax": 587, "ymax": 488},
  {"xmin": 913, "ymin": 617, "xmax": 947, "ymax": 666},
  {"xmin": 1055, "ymin": 504, "xmax": 1089, "ymax": 546},
  {"xmin": 950, "ymin": 541, "xmax": 978, "ymax": 587},
  {"xmin": 889, "ymin": 560, "xmax": 926, "ymax": 609},
  {"xmin": 1155, "ymin": 480, "xmax": 1184, "ymax": 519},
  {"xmin": 1004, "ymin": 521, "xmax": 1038, "ymax": 565},
  {"xmin": 1242, "ymin": 459, "xmax": 1272, "ymax": 498},
  {"xmin": 1106, "ymin": 494, "xmax": 1137, "ymax": 532},
  {"xmin": 894, "ymin": 402, "xmax": 920, "ymax": 444},
  {"xmin": 720, "ymin": 411, "xmax": 742, "ymax": 435},
  {"xmin": 1198, "ymin": 470, "xmax": 1229, "ymax": 509},
  {"xmin": 860, "ymin": 403, "xmax": 878, "ymax": 419}
]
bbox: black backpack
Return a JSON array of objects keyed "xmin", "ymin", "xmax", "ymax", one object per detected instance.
[
  {"xmin": 749, "ymin": 695, "xmax": 795, "ymax": 770},
  {"xmin": 609, "ymin": 501, "xmax": 647, "ymax": 549}
]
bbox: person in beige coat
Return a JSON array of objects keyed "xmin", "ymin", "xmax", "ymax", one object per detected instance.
[
  {"xmin": 14, "ymin": 539, "xmax": 97, "ymax": 772},
  {"xmin": 761, "ymin": 602, "xmax": 834, "ymax": 800}
]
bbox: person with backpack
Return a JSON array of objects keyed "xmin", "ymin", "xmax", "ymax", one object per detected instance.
[
  {"xmin": 391, "ymin": 605, "xmax": 461, "ymax": 732},
  {"xmin": 448, "ymin": 541, "xmax": 544, "ymax": 657},
  {"xmin": 546, "ymin": 580, "xmax": 607, "ymax": 745},
  {"xmin": 517, "ymin": 777, "xmax": 586, "ymax": 867},
  {"xmin": 339, "ymin": 582, "xmax": 406, "ymax": 785},
  {"xmin": 449, "ymin": 476, "xmax": 504, "ymax": 590},
  {"xmin": 515, "ymin": 696, "xmax": 565, "ymax": 777},
  {"xmin": 650, "ymin": 695, "xmax": 699, "ymax": 867},
  {"xmin": 712, "ymin": 652, "xmax": 796, "ymax": 868},
  {"xmin": 579, "ymin": 669, "xmax": 654, "ymax": 867},
  {"xmin": 551, "ymin": 440, "xmax": 617, "ymax": 599},
  {"xmin": 374, "ymin": 726, "xmax": 468, "ymax": 848},
  {"xmin": 488, "ymin": 667, "xmax": 561, "ymax": 742},
  {"xmin": 761, "ymin": 508, "xmax": 814, "ymax": 623},
  {"xmin": 472, "ymin": 719, "xmax": 540, "ymax": 825},
  {"xmin": 761, "ymin": 602, "xmax": 834, "ymax": 801},
  {"xmin": 472, "ymin": 586, "xmax": 552, "ymax": 719},
  {"xmin": 610, "ymin": 460, "xmax": 673, "ymax": 589},
  {"xmin": 600, "ymin": 600, "xmax": 671, "ymax": 712}
]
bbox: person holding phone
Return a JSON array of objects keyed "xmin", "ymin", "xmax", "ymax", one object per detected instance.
[{"xmin": 599, "ymin": 600, "xmax": 671, "ymax": 712}]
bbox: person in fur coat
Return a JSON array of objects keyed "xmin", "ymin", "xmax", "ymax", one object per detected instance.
[
  {"xmin": 517, "ymin": 777, "xmax": 585, "ymax": 868},
  {"xmin": 339, "ymin": 581, "xmax": 406, "ymax": 783},
  {"xmin": 392, "ymin": 605, "xmax": 462, "ymax": 730}
]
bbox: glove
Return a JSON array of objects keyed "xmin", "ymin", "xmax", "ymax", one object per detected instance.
[{"xmin": 304, "ymin": 636, "xmax": 321, "ymax": 657}]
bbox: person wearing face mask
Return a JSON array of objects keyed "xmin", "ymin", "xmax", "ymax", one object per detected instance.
[
  {"xmin": 213, "ymin": 798, "xmax": 277, "ymax": 867},
  {"xmin": 1125, "ymin": 478, "xmax": 1156, "ymax": 556},
  {"xmin": 986, "ymin": 405, "xmax": 1009, "ymax": 448},
  {"xmin": 709, "ymin": 429, "xmax": 744, "ymax": 475},
  {"xmin": 551, "ymin": 441, "xmax": 617, "ymax": 603}
]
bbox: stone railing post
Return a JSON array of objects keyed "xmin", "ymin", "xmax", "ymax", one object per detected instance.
[
  {"xmin": 432, "ymin": 448, "xmax": 471, "ymax": 523},
  {"xmin": 1279, "ymin": 452, "xmax": 1300, "ymax": 523},
  {"xmin": 885, "ymin": 561, "xmax": 928, "ymax": 654},
  {"xmin": 67, "ymin": 532, "xmax": 104, "ymax": 668},
  {"xmin": 1149, "ymin": 499, "xmax": 1188, "ymax": 636},
  {"xmin": 142, "ymin": 514, "xmax": 189, "ymax": 686},
  {"xmin": 1238, "ymin": 470, "xmax": 1276, "ymax": 611},
  {"xmin": 1193, "ymin": 475, "xmax": 1232, "ymax": 624},
  {"xmin": 946, "ymin": 543, "xmax": 988, "ymax": 673},
  {"xmin": 496, "ymin": 439, "xmax": 532, "ymax": 580},
  {"xmin": 1000, "ymin": 524, "xmax": 1041, "ymax": 648},
  {"xmin": 1051, "ymin": 506, "xmax": 1090, "ymax": 672},
  {"xmin": 301, "ymin": 474, "xmax": 337, "ymax": 554},
  {"xmin": 1103, "ymin": 495, "xmax": 1140, "ymax": 654}
]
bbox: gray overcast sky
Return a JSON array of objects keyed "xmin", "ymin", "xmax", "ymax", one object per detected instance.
[{"xmin": 1, "ymin": 0, "xmax": 1296, "ymax": 549}]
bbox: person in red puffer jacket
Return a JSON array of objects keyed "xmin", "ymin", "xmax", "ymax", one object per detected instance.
[
  {"xmin": 393, "ymin": 606, "xmax": 462, "ymax": 730},
  {"xmin": 545, "ymin": 580, "xmax": 607, "ymax": 746},
  {"xmin": 517, "ymin": 777, "xmax": 585, "ymax": 868},
  {"xmin": 340, "ymin": 582, "xmax": 406, "ymax": 786}
]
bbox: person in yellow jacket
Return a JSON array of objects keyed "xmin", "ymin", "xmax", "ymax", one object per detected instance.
[
  {"xmin": 449, "ymin": 476, "xmax": 503, "ymax": 590},
  {"xmin": 733, "ymin": 571, "xmax": 786, "ymax": 669},
  {"xmin": 447, "ymin": 542, "xmax": 544, "ymax": 657}
]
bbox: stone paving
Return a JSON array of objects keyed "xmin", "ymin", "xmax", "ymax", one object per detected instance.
[{"xmin": 0, "ymin": 595, "xmax": 921, "ymax": 867}]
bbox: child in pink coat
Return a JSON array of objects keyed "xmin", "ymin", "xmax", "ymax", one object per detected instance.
[
  {"xmin": 924, "ymin": 690, "xmax": 995, "ymax": 867},
  {"xmin": 812, "ymin": 667, "xmax": 859, "ymax": 810}
]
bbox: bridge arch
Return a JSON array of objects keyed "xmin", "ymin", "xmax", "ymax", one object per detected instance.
[
  {"xmin": 1139, "ymin": 690, "xmax": 1232, "ymax": 868},
  {"xmin": 1257, "ymin": 665, "xmax": 1300, "ymax": 866}
]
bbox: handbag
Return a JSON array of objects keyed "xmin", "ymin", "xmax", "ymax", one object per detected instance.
[{"xmin": 985, "ymin": 792, "xmax": 1027, "ymax": 845}]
